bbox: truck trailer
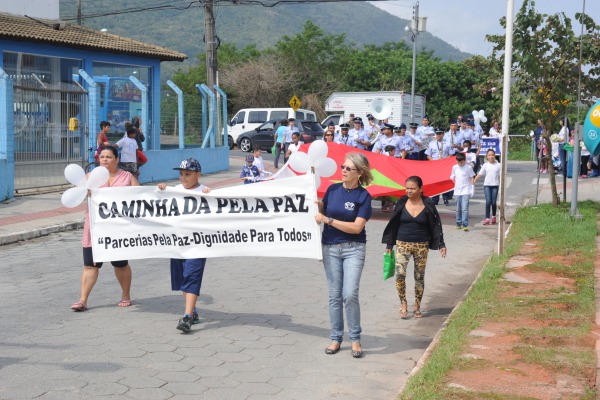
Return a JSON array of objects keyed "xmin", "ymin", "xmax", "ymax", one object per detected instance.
[{"xmin": 323, "ymin": 91, "xmax": 426, "ymax": 128}]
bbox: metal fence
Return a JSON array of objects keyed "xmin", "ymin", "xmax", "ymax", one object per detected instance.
[
  {"xmin": 160, "ymin": 92, "xmax": 203, "ymax": 149},
  {"xmin": 13, "ymin": 80, "xmax": 88, "ymax": 191}
]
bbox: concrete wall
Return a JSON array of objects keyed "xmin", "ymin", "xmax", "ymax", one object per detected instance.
[{"xmin": 138, "ymin": 146, "xmax": 230, "ymax": 184}]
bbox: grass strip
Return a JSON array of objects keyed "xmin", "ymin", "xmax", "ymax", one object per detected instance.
[{"xmin": 399, "ymin": 201, "xmax": 600, "ymax": 400}]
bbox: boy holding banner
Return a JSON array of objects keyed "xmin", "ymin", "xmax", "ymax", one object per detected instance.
[{"xmin": 157, "ymin": 158, "xmax": 211, "ymax": 333}]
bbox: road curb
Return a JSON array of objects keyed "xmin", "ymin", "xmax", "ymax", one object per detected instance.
[
  {"xmin": 0, "ymin": 220, "xmax": 84, "ymax": 246},
  {"xmin": 396, "ymin": 250, "xmax": 495, "ymax": 396}
]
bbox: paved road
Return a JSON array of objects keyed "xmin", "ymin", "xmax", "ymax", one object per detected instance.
[{"xmin": 0, "ymin": 162, "xmax": 537, "ymax": 400}]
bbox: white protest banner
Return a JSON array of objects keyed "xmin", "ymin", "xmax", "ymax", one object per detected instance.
[{"xmin": 89, "ymin": 174, "xmax": 322, "ymax": 261}]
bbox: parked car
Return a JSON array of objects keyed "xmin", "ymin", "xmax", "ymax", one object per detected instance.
[
  {"xmin": 236, "ymin": 120, "xmax": 325, "ymax": 152},
  {"xmin": 224, "ymin": 108, "xmax": 317, "ymax": 149}
]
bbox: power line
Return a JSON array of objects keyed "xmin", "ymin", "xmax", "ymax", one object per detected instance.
[{"xmin": 60, "ymin": 0, "xmax": 401, "ymax": 21}]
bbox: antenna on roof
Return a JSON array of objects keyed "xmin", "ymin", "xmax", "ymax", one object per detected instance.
[{"xmin": 24, "ymin": 15, "xmax": 53, "ymax": 29}]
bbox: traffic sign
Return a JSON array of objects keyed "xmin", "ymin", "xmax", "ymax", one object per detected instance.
[{"xmin": 289, "ymin": 95, "xmax": 301, "ymax": 111}]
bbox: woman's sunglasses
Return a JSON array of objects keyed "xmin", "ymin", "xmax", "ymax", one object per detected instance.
[{"xmin": 340, "ymin": 165, "xmax": 356, "ymax": 172}]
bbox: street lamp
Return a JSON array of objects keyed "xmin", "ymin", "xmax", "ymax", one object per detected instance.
[{"xmin": 405, "ymin": 2, "xmax": 426, "ymax": 124}]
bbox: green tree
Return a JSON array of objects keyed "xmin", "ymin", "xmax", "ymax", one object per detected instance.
[
  {"xmin": 273, "ymin": 21, "xmax": 353, "ymax": 98},
  {"xmin": 486, "ymin": 0, "xmax": 600, "ymax": 205}
]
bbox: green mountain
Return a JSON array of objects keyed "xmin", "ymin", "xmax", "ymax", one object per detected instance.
[{"xmin": 60, "ymin": 0, "xmax": 470, "ymax": 74}]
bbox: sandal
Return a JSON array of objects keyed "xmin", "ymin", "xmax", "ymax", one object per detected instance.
[
  {"xmin": 70, "ymin": 301, "xmax": 87, "ymax": 312},
  {"xmin": 400, "ymin": 302, "xmax": 408, "ymax": 319},
  {"xmin": 414, "ymin": 309, "xmax": 423, "ymax": 318},
  {"xmin": 400, "ymin": 307, "xmax": 408, "ymax": 319},
  {"xmin": 117, "ymin": 299, "xmax": 132, "ymax": 307}
]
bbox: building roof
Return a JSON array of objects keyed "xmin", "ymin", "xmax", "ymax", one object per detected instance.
[{"xmin": 0, "ymin": 12, "xmax": 187, "ymax": 62}]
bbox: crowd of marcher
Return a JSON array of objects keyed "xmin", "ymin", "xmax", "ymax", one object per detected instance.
[{"xmin": 71, "ymin": 112, "xmax": 506, "ymax": 358}]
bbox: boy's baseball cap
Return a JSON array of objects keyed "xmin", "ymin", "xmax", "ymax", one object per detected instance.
[
  {"xmin": 246, "ymin": 154, "xmax": 255, "ymax": 162},
  {"xmin": 174, "ymin": 158, "xmax": 201, "ymax": 172}
]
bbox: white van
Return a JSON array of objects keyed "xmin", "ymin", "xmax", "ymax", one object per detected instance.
[{"xmin": 226, "ymin": 108, "xmax": 317, "ymax": 149}]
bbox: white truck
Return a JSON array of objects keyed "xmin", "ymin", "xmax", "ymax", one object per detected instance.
[{"xmin": 323, "ymin": 91, "xmax": 426, "ymax": 129}]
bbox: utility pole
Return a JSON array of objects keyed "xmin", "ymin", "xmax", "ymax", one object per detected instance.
[
  {"xmin": 76, "ymin": 0, "xmax": 82, "ymax": 25},
  {"xmin": 405, "ymin": 2, "xmax": 426, "ymax": 124},
  {"xmin": 498, "ymin": 0, "xmax": 515, "ymax": 255},
  {"xmin": 204, "ymin": 0, "xmax": 217, "ymax": 90}
]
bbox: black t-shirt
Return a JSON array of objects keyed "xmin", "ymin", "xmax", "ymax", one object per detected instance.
[{"xmin": 396, "ymin": 207, "xmax": 430, "ymax": 243}]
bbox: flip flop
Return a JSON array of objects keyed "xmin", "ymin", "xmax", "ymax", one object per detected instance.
[
  {"xmin": 117, "ymin": 299, "xmax": 132, "ymax": 307},
  {"xmin": 70, "ymin": 301, "xmax": 87, "ymax": 312},
  {"xmin": 400, "ymin": 308, "xmax": 408, "ymax": 319}
]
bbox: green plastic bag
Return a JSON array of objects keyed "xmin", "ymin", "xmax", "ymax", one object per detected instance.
[
  {"xmin": 271, "ymin": 144, "xmax": 277, "ymax": 154},
  {"xmin": 383, "ymin": 252, "xmax": 395, "ymax": 280}
]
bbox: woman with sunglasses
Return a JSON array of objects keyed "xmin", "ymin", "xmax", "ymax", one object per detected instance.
[
  {"xmin": 323, "ymin": 131, "xmax": 335, "ymax": 142},
  {"xmin": 314, "ymin": 153, "xmax": 373, "ymax": 358}
]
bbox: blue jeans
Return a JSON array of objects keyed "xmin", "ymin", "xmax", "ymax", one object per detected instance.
[
  {"xmin": 483, "ymin": 185, "xmax": 499, "ymax": 219},
  {"xmin": 455, "ymin": 194, "xmax": 470, "ymax": 227},
  {"xmin": 273, "ymin": 143, "xmax": 283, "ymax": 168},
  {"xmin": 322, "ymin": 242, "xmax": 366, "ymax": 343}
]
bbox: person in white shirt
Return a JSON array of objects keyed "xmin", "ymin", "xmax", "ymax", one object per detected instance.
[
  {"xmin": 426, "ymin": 128, "xmax": 451, "ymax": 205},
  {"xmin": 285, "ymin": 132, "xmax": 304, "ymax": 158},
  {"xmin": 444, "ymin": 119, "xmax": 464, "ymax": 156},
  {"xmin": 416, "ymin": 115, "xmax": 435, "ymax": 160},
  {"xmin": 450, "ymin": 152, "xmax": 475, "ymax": 231},
  {"xmin": 349, "ymin": 118, "xmax": 370, "ymax": 150},
  {"xmin": 407, "ymin": 123, "xmax": 422, "ymax": 160},
  {"xmin": 462, "ymin": 140, "xmax": 477, "ymax": 170},
  {"xmin": 113, "ymin": 127, "xmax": 139, "ymax": 176},
  {"xmin": 557, "ymin": 117, "xmax": 570, "ymax": 175},
  {"xmin": 474, "ymin": 149, "xmax": 501, "ymax": 226},
  {"xmin": 252, "ymin": 146, "xmax": 265, "ymax": 174},
  {"xmin": 365, "ymin": 114, "xmax": 381, "ymax": 149},
  {"xmin": 426, "ymin": 128, "xmax": 450, "ymax": 161},
  {"xmin": 335, "ymin": 124, "xmax": 356, "ymax": 147},
  {"xmin": 489, "ymin": 120, "xmax": 500, "ymax": 138},
  {"xmin": 372, "ymin": 124, "xmax": 400, "ymax": 155}
]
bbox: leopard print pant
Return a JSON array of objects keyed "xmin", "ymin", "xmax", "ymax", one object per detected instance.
[{"xmin": 395, "ymin": 240, "xmax": 429, "ymax": 309}]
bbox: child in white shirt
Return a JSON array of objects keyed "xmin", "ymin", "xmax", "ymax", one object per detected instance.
[
  {"xmin": 462, "ymin": 139, "xmax": 477, "ymax": 170},
  {"xmin": 252, "ymin": 146, "xmax": 265, "ymax": 174},
  {"xmin": 450, "ymin": 152, "xmax": 475, "ymax": 231},
  {"xmin": 114, "ymin": 127, "xmax": 139, "ymax": 176}
]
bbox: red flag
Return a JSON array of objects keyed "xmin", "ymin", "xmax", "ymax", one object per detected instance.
[{"xmin": 297, "ymin": 143, "xmax": 455, "ymax": 198}]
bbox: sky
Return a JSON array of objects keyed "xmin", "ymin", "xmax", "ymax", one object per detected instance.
[{"xmin": 371, "ymin": 0, "xmax": 599, "ymax": 56}]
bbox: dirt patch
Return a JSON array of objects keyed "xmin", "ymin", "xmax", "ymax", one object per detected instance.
[{"xmin": 443, "ymin": 242, "xmax": 597, "ymax": 399}]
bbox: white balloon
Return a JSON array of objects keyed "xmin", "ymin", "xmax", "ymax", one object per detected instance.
[
  {"xmin": 480, "ymin": 116, "xmax": 488, "ymax": 123},
  {"xmin": 307, "ymin": 140, "xmax": 328, "ymax": 166},
  {"xmin": 289, "ymin": 152, "xmax": 310, "ymax": 173},
  {"xmin": 472, "ymin": 110, "xmax": 478, "ymax": 118},
  {"xmin": 61, "ymin": 186, "xmax": 87, "ymax": 208},
  {"xmin": 64, "ymin": 164, "xmax": 86, "ymax": 187},
  {"xmin": 316, "ymin": 157, "xmax": 337, "ymax": 178},
  {"xmin": 86, "ymin": 166, "xmax": 109, "ymax": 189}
]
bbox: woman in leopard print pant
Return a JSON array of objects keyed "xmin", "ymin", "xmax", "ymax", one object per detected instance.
[{"xmin": 381, "ymin": 176, "xmax": 446, "ymax": 318}]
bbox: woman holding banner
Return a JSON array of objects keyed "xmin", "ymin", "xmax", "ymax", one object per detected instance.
[
  {"xmin": 314, "ymin": 153, "xmax": 373, "ymax": 358},
  {"xmin": 70, "ymin": 146, "xmax": 140, "ymax": 312}
]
